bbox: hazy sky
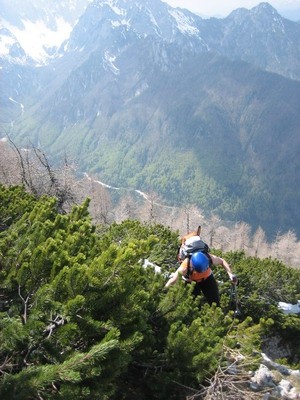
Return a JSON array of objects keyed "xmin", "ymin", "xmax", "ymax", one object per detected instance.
[{"xmin": 163, "ymin": 0, "xmax": 300, "ymax": 19}]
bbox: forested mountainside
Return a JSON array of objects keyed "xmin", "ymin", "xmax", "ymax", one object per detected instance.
[
  {"xmin": 1, "ymin": 0, "xmax": 300, "ymax": 238},
  {"xmin": 1, "ymin": 139, "xmax": 299, "ymax": 268},
  {"xmin": 0, "ymin": 184, "xmax": 299, "ymax": 399}
]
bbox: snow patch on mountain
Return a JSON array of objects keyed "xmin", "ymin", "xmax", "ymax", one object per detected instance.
[
  {"xmin": 103, "ymin": 51, "xmax": 119, "ymax": 75},
  {"xmin": 0, "ymin": 29, "xmax": 15, "ymax": 56},
  {"xmin": 2, "ymin": 17, "xmax": 72, "ymax": 64},
  {"xmin": 168, "ymin": 9, "xmax": 199, "ymax": 36},
  {"xmin": 111, "ymin": 19, "xmax": 130, "ymax": 28},
  {"xmin": 135, "ymin": 82, "xmax": 149, "ymax": 97},
  {"xmin": 147, "ymin": 8, "xmax": 160, "ymax": 32},
  {"xmin": 106, "ymin": 0, "xmax": 125, "ymax": 16},
  {"xmin": 0, "ymin": 26, "xmax": 29, "ymax": 64},
  {"xmin": 94, "ymin": 0, "xmax": 125, "ymax": 16},
  {"xmin": 9, "ymin": 97, "xmax": 24, "ymax": 111}
]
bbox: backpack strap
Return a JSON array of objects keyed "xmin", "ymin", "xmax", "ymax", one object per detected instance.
[
  {"xmin": 204, "ymin": 251, "xmax": 213, "ymax": 268},
  {"xmin": 184, "ymin": 255, "xmax": 192, "ymax": 280},
  {"xmin": 184, "ymin": 251, "xmax": 212, "ymax": 280}
]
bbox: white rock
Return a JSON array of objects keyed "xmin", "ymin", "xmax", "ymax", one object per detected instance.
[
  {"xmin": 278, "ymin": 300, "xmax": 300, "ymax": 315},
  {"xmin": 251, "ymin": 364, "xmax": 275, "ymax": 387}
]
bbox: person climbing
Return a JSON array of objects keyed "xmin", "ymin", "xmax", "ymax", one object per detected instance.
[{"xmin": 165, "ymin": 232, "xmax": 237, "ymax": 307}]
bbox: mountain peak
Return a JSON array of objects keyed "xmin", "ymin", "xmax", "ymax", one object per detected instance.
[
  {"xmin": 63, "ymin": 0, "xmax": 207, "ymax": 57},
  {"xmin": 253, "ymin": 2, "xmax": 278, "ymax": 13},
  {"xmin": 227, "ymin": 2, "xmax": 281, "ymax": 21}
]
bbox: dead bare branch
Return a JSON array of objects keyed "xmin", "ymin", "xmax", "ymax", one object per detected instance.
[
  {"xmin": 43, "ymin": 315, "xmax": 66, "ymax": 338},
  {"xmin": 186, "ymin": 347, "xmax": 270, "ymax": 400},
  {"xmin": 18, "ymin": 285, "xmax": 30, "ymax": 324}
]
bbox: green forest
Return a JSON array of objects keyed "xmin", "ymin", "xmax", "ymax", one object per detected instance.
[{"xmin": 0, "ymin": 184, "xmax": 299, "ymax": 399}]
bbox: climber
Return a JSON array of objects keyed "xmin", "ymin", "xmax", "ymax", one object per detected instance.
[{"xmin": 165, "ymin": 248, "xmax": 237, "ymax": 307}]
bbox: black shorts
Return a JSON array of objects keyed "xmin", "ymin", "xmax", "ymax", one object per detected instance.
[{"xmin": 192, "ymin": 274, "xmax": 220, "ymax": 307}]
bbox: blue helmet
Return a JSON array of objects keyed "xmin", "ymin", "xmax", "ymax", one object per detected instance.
[{"xmin": 191, "ymin": 251, "xmax": 209, "ymax": 272}]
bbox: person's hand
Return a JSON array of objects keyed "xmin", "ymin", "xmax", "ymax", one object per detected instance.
[{"xmin": 229, "ymin": 273, "xmax": 238, "ymax": 285}]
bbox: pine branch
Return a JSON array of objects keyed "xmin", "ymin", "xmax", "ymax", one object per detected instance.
[{"xmin": 0, "ymin": 338, "xmax": 120, "ymax": 398}]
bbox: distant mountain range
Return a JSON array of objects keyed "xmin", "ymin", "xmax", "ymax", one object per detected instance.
[{"xmin": 1, "ymin": 0, "xmax": 300, "ymax": 238}]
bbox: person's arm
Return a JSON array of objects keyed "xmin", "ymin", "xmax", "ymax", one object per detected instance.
[
  {"xmin": 165, "ymin": 270, "xmax": 180, "ymax": 288},
  {"xmin": 165, "ymin": 262, "xmax": 186, "ymax": 288},
  {"xmin": 209, "ymin": 254, "xmax": 238, "ymax": 284}
]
